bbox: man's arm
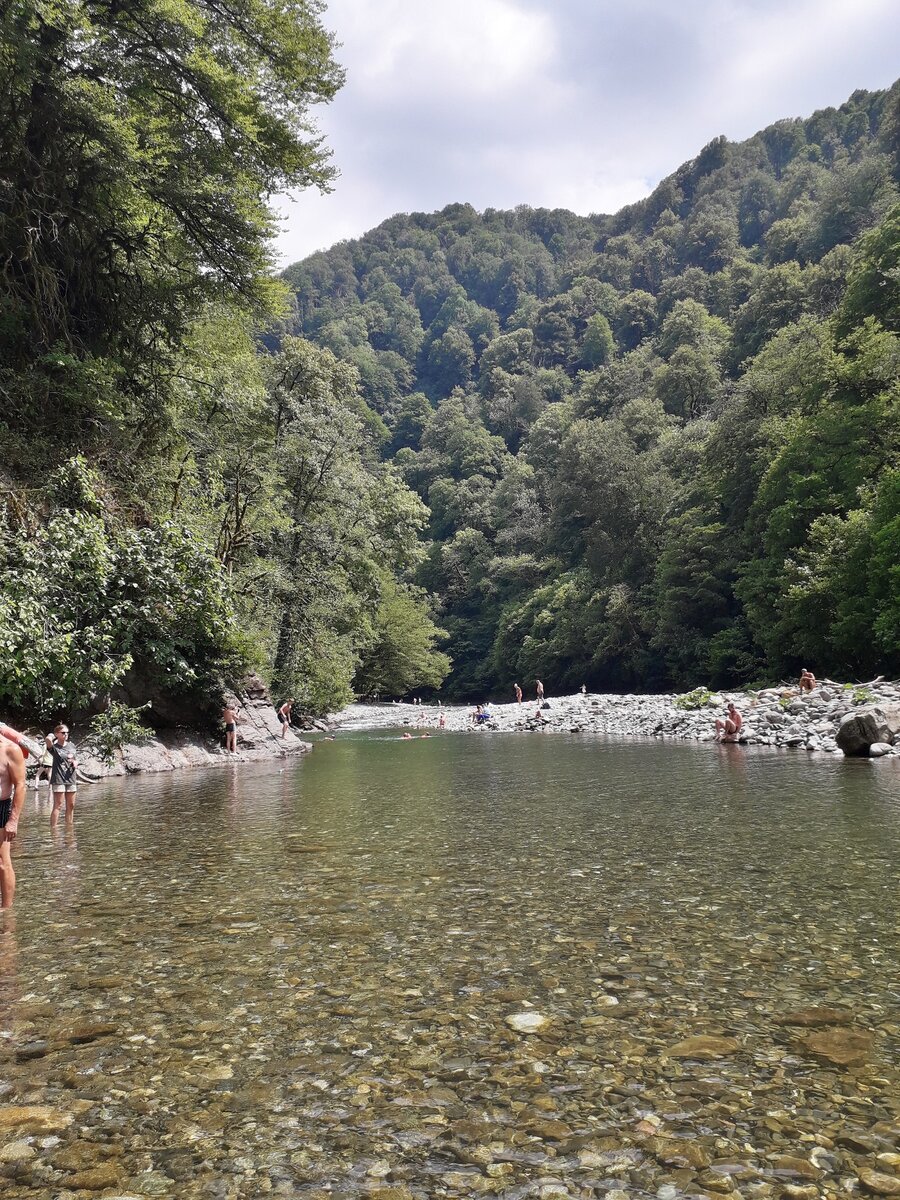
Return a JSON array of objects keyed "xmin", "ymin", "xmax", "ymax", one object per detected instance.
[{"xmin": 3, "ymin": 744, "xmax": 26, "ymax": 841}]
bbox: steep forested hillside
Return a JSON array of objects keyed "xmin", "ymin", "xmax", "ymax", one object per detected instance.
[
  {"xmin": 283, "ymin": 84, "xmax": 900, "ymax": 698},
  {"xmin": 4, "ymin": 11, "xmax": 899, "ymax": 729},
  {"xmin": 0, "ymin": 2, "xmax": 448, "ymax": 726}
]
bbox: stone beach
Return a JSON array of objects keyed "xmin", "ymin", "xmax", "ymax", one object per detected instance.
[{"xmin": 335, "ymin": 680, "xmax": 900, "ymax": 756}]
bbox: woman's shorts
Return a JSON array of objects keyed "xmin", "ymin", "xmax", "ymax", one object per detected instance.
[{"xmin": 52, "ymin": 783, "xmax": 77, "ymax": 794}]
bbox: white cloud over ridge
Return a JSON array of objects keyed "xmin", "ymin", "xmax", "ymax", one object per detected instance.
[{"xmin": 274, "ymin": 0, "xmax": 899, "ymax": 266}]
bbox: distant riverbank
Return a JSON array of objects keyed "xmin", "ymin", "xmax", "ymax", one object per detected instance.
[
  {"xmin": 333, "ymin": 681, "xmax": 900, "ymax": 756},
  {"xmin": 76, "ymin": 722, "xmax": 312, "ymax": 779},
  {"xmin": 12, "ymin": 682, "xmax": 312, "ymax": 781}
]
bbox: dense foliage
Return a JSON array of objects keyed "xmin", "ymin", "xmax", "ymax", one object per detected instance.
[
  {"xmin": 0, "ymin": 2, "xmax": 449, "ymax": 721},
  {"xmin": 4, "ymin": 4, "xmax": 898, "ymax": 720},
  {"xmin": 284, "ymin": 83, "xmax": 900, "ymax": 697}
]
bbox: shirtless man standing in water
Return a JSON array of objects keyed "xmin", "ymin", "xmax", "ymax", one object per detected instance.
[{"xmin": 0, "ymin": 738, "xmax": 26, "ymax": 909}]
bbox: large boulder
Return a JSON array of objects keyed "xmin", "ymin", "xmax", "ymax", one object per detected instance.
[{"xmin": 835, "ymin": 706, "xmax": 900, "ymax": 756}]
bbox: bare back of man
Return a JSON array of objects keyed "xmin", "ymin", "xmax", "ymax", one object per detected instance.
[
  {"xmin": 0, "ymin": 739, "xmax": 26, "ymax": 909},
  {"xmin": 222, "ymin": 705, "xmax": 239, "ymax": 753}
]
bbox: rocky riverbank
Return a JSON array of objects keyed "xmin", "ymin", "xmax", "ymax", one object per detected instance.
[
  {"xmin": 334, "ymin": 680, "xmax": 900, "ymax": 757},
  {"xmin": 16, "ymin": 675, "xmax": 312, "ymax": 781}
]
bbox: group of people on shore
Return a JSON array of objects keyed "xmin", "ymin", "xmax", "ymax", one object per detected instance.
[
  {"xmin": 220, "ymin": 698, "xmax": 296, "ymax": 753},
  {"xmin": 714, "ymin": 669, "xmax": 817, "ymax": 742},
  {"xmin": 512, "ymin": 680, "xmax": 546, "ymax": 703}
]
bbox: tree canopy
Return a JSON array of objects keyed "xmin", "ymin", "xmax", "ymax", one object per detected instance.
[{"xmin": 281, "ymin": 80, "xmax": 900, "ymax": 697}]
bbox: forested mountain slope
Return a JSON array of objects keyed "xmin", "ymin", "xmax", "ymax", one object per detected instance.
[
  {"xmin": 0, "ymin": 1, "xmax": 448, "ymax": 726},
  {"xmin": 283, "ymin": 83, "xmax": 900, "ymax": 697}
]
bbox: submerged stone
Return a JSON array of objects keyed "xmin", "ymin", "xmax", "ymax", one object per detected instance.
[
  {"xmin": 0, "ymin": 1106, "xmax": 74, "ymax": 1134},
  {"xmin": 505, "ymin": 1011, "xmax": 550, "ymax": 1034},
  {"xmin": 798, "ymin": 1027, "xmax": 873, "ymax": 1066},
  {"xmin": 776, "ymin": 1007, "xmax": 853, "ymax": 1027},
  {"xmin": 666, "ymin": 1036, "xmax": 739, "ymax": 1059},
  {"xmin": 858, "ymin": 1169, "xmax": 900, "ymax": 1197},
  {"xmin": 0, "ymin": 1140, "xmax": 36, "ymax": 1164}
]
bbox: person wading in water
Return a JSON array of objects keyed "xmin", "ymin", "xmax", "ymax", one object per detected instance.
[
  {"xmin": 46, "ymin": 724, "xmax": 78, "ymax": 826},
  {"xmin": 0, "ymin": 737, "xmax": 26, "ymax": 909}
]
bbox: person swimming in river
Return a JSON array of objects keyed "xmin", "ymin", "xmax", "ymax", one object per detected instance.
[
  {"xmin": 799, "ymin": 668, "xmax": 817, "ymax": 692},
  {"xmin": 715, "ymin": 702, "xmax": 743, "ymax": 742}
]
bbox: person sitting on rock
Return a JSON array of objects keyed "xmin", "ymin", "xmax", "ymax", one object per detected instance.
[
  {"xmin": 798, "ymin": 668, "xmax": 817, "ymax": 693},
  {"xmin": 715, "ymin": 702, "xmax": 743, "ymax": 742}
]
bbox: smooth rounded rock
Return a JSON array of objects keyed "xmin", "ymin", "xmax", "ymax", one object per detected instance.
[
  {"xmin": 0, "ymin": 1140, "xmax": 36, "ymax": 1164},
  {"xmin": 858, "ymin": 1169, "xmax": 900, "ymax": 1197},
  {"xmin": 799, "ymin": 1027, "xmax": 873, "ymax": 1066},
  {"xmin": 505, "ymin": 1011, "xmax": 550, "ymax": 1034}
]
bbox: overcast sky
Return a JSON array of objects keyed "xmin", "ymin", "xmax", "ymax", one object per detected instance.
[{"xmin": 273, "ymin": 0, "xmax": 900, "ymax": 267}]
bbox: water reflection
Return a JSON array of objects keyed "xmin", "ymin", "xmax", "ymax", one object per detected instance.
[{"xmin": 1, "ymin": 734, "xmax": 898, "ymax": 1198}]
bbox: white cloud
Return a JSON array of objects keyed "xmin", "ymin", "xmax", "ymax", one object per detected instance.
[
  {"xmin": 273, "ymin": 0, "xmax": 900, "ymax": 266},
  {"xmin": 350, "ymin": 0, "xmax": 556, "ymax": 97}
]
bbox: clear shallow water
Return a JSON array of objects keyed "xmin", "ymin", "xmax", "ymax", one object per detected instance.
[{"xmin": 1, "ymin": 733, "xmax": 899, "ymax": 1199}]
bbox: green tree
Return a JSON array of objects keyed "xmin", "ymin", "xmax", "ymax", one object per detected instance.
[
  {"xmin": 581, "ymin": 313, "xmax": 616, "ymax": 367},
  {"xmin": 354, "ymin": 576, "xmax": 450, "ymax": 697},
  {"xmin": 837, "ymin": 204, "xmax": 900, "ymax": 336},
  {"xmin": 1, "ymin": 0, "xmax": 343, "ymax": 461}
]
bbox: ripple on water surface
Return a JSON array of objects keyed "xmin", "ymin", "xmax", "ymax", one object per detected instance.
[{"xmin": 1, "ymin": 733, "xmax": 899, "ymax": 1199}]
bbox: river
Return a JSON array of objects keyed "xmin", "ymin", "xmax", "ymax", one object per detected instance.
[{"xmin": 1, "ymin": 731, "xmax": 898, "ymax": 1198}]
